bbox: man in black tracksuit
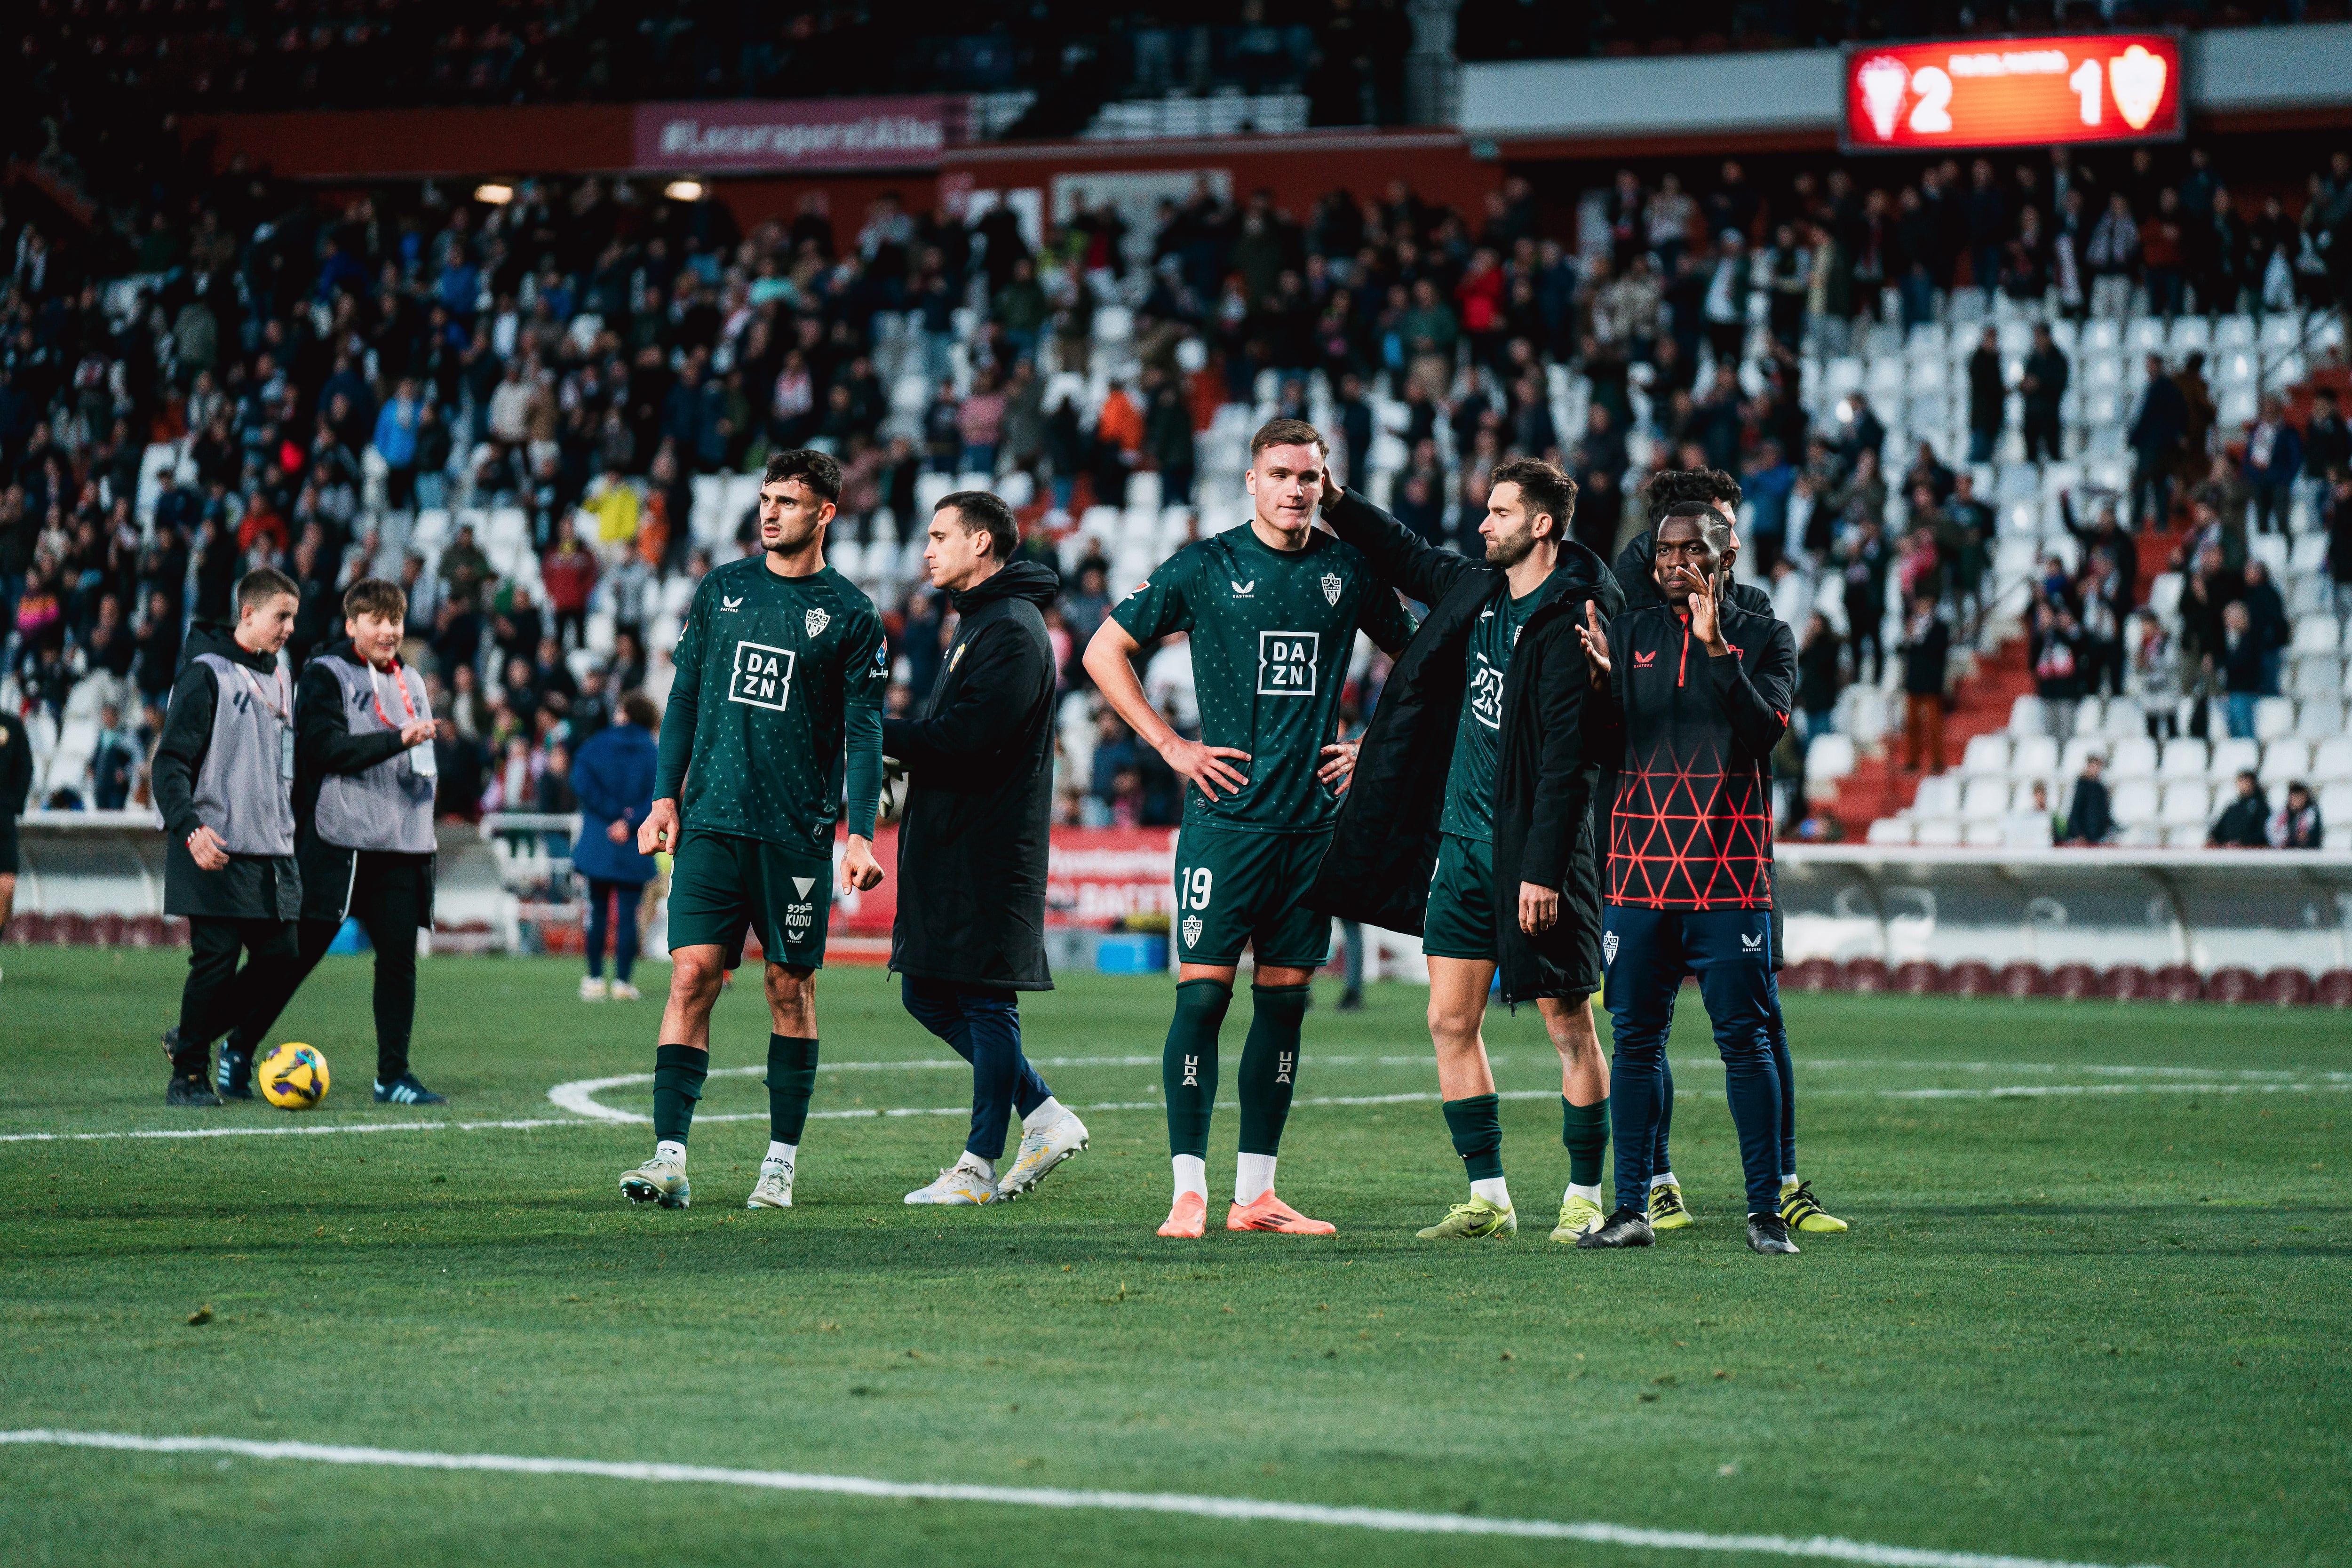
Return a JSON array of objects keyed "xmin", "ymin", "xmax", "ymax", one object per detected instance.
[
  {"xmin": 1612, "ymin": 472, "xmax": 1844, "ymax": 1236},
  {"xmin": 1577, "ymin": 503, "xmax": 1803, "ymax": 1254},
  {"xmin": 151, "ymin": 569, "xmax": 307, "ymax": 1106},
  {"xmin": 888, "ymin": 491, "xmax": 1088, "ymax": 1207},
  {"xmin": 216, "ymin": 578, "xmax": 446, "ymax": 1105},
  {"xmin": 1310, "ymin": 461, "xmax": 1623, "ymax": 1241}
]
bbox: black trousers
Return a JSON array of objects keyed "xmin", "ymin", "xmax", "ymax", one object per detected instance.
[
  {"xmin": 230, "ymin": 853, "xmax": 430, "ymax": 1084},
  {"xmin": 175, "ymin": 917, "xmax": 302, "ymax": 1076}
]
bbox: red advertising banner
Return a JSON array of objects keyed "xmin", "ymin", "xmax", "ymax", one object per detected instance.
[
  {"xmin": 1842, "ymin": 34, "xmax": 2182, "ymax": 152},
  {"xmin": 634, "ymin": 97, "xmax": 954, "ymax": 172},
  {"xmin": 827, "ymin": 826, "xmax": 1179, "ymax": 938}
]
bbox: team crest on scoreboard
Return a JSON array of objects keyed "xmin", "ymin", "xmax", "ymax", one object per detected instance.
[
  {"xmin": 1320, "ymin": 572, "xmax": 1342, "ymax": 605},
  {"xmin": 804, "ymin": 608, "xmax": 832, "ymax": 638}
]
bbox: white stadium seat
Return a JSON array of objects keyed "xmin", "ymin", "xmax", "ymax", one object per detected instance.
[
  {"xmin": 2157, "ymin": 739, "xmax": 2209, "ymax": 783},
  {"xmin": 2158, "ymin": 782, "xmax": 2212, "ymax": 828},
  {"xmin": 2107, "ymin": 738, "xmax": 2154, "ymax": 780},
  {"xmin": 2209, "ymin": 738, "xmax": 2261, "ymax": 780},
  {"xmin": 1960, "ymin": 733, "xmax": 2012, "ymax": 778}
]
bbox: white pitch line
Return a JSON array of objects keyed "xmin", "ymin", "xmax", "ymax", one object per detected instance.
[
  {"xmin": 23, "ymin": 1078, "xmax": 2343, "ymax": 1147},
  {"xmin": 0, "ymin": 1429, "xmax": 2159, "ymax": 1568}
]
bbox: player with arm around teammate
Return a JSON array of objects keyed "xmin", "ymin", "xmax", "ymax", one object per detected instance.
[
  {"xmin": 1311, "ymin": 459, "xmax": 1622, "ymax": 1242},
  {"xmin": 1082, "ymin": 419, "xmax": 1416, "ymax": 1239},
  {"xmin": 618, "ymin": 448, "xmax": 889, "ymax": 1212}
]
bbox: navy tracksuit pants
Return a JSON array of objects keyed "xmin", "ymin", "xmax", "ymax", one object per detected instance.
[
  {"xmin": 901, "ymin": 975, "xmax": 1053, "ymax": 1163},
  {"xmin": 1650, "ymin": 1003, "xmax": 1797, "ymax": 1186},
  {"xmin": 1603, "ymin": 905, "xmax": 1785, "ymax": 1217}
]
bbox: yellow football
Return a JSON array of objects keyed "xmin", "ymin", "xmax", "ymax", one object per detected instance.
[{"xmin": 258, "ymin": 1043, "xmax": 331, "ymax": 1110}]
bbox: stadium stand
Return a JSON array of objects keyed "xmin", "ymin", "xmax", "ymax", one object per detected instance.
[{"xmin": 4, "ymin": 21, "xmax": 2352, "ymax": 871}]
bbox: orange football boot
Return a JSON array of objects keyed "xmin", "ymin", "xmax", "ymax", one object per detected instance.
[
  {"xmin": 1157, "ymin": 1192, "xmax": 1207, "ymax": 1237},
  {"xmin": 1226, "ymin": 1192, "xmax": 1335, "ymax": 1234}
]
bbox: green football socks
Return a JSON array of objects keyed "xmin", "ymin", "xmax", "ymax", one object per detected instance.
[
  {"xmin": 1562, "ymin": 1095, "xmax": 1610, "ymax": 1189},
  {"xmin": 652, "ymin": 1044, "xmax": 707, "ymax": 1145},
  {"xmin": 1161, "ymin": 979, "xmax": 1232, "ymax": 1159},
  {"xmin": 1443, "ymin": 1093, "xmax": 1505, "ymax": 1182},
  {"xmin": 1237, "ymin": 984, "xmax": 1310, "ymax": 1157},
  {"xmin": 766, "ymin": 1034, "xmax": 819, "ymax": 1145}
]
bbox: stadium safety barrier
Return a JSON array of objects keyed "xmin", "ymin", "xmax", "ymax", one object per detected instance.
[
  {"xmin": 18, "ymin": 817, "xmax": 2351, "ymax": 1001},
  {"xmin": 1776, "ymin": 844, "xmax": 2352, "ymax": 1004}
]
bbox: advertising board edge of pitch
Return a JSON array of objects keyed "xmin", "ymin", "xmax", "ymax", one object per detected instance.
[{"xmin": 1840, "ymin": 31, "xmax": 2185, "ymax": 154}]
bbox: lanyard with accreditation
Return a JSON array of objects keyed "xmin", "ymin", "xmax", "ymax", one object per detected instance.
[
  {"xmin": 234, "ymin": 663, "xmax": 297, "ymax": 781},
  {"xmin": 368, "ymin": 658, "xmax": 438, "ymax": 778}
]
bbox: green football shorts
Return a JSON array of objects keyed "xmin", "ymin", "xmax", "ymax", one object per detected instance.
[
  {"xmin": 667, "ymin": 829, "xmax": 833, "ymax": 971},
  {"xmin": 1422, "ymin": 832, "xmax": 1499, "ymax": 962},
  {"xmin": 1171, "ymin": 823, "xmax": 1334, "ymax": 970}
]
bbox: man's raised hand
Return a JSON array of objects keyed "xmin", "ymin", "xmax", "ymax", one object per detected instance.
[{"xmin": 1578, "ymin": 600, "xmax": 1612, "ymax": 686}]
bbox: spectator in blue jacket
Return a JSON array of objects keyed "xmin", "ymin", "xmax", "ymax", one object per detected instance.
[
  {"xmin": 2244, "ymin": 396, "xmax": 2303, "ymax": 536},
  {"xmin": 373, "ymin": 379, "xmax": 423, "ymax": 510},
  {"xmin": 570, "ymin": 692, "xmax": 660, "ymax": 1002}
]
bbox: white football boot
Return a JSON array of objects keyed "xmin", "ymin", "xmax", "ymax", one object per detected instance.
[
  {"xmin": 745, "ymin": 1158, "xmax": 795, "ymax": 1210},
  {"xmin": 905, "ymin": 1163, "xmax": 998, "ymax": 1205},
  {"xmin": 578, "ymin": 975, "xmax": 609, "ymax": 1003},
  {"xmin": 996, "ymin": 1110, "xmax": 1089, "ymax": 1200},
  {"xmin": 619, "ymin": 1153, "xmax": 690, "ymax": 1208},
  {"xmin": 608, "ymin": 980, "xmax": 642, "ymax": 1001}
]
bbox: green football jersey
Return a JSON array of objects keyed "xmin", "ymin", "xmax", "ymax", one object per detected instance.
[
  {"xmin": 654, "ymin": 557, "xmax": 888, "ymax": 852},
  {"xmin": 1112, "ymin": 522, "xmax": 1415, "ymax": 834},
  {"xmin": 1438, "ymin": 571, "xmax": 1564, "ymax": 844}
]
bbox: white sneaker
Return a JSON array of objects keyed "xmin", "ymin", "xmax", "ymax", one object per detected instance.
[
  {"xmin": 746, "ymin": 1160, "xmax": 795, "ymax": 1210},
  {"xmin": 997, "ymin": 1111, "xmax": 1089, "ymax": 1199},
  {"xmin": 579, "ymin": 976, "xmax": 609, "ymax": 1003},
  {"xmin": 608, "ymin": 980, "xmax": 641, "ymax": 1002},
  {"xmin": 905, "ymin": 1164, "xmax": 997, "ymax": 1205},
  {"xmin": 619, "ymin": 1154, "xmax": 689, "ymax": 1208}
]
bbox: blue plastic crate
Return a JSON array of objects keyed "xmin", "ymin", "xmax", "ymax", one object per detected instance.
[{"xmin": 1095, "ymin": 934, "xmax": 1167, "ymax": 974}]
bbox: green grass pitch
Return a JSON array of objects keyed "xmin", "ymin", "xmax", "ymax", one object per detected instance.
[{"xmin": 0, "ymin": 948, "xmax": 2345, "ymax": 1567}]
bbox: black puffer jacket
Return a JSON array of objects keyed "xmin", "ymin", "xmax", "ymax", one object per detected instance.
[
  {"xmin": 883, "ymin": 560, "xmax": 1061, "ymax": 990},
  {"xmin": 1307, "ymin": 489, "xmax": 1623, "ymax": 1004}
]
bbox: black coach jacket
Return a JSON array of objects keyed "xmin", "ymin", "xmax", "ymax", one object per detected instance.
[
  {"xmin": 1307, "ymin": 488, "xmax": 1622, "ymax": 1005},
  {"xmin": 883, "ymin": 560, "xmax": 1060, "ymax": 990}
]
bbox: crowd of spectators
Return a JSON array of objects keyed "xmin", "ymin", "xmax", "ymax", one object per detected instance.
[{"xmin": 6, "ymin": 110, "xmax": 2352, "ymax": 845}]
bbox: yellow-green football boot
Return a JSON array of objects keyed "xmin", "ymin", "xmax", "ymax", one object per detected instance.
[
  {"xmin": 1549, "ymin": 1192, "xmax": 1608, "ymax": 1243},
  {"xmin": 1646, "ymin": 1181, "xmax": 1694, "ymax": 1230},
  {"xmin": 1779, "ymin": 1179, "xmax": 1848, "ymax": 1234},
  {"xmin": 1416, "ymin": 1196, "xmax": 1518, "ymax": 1239}
]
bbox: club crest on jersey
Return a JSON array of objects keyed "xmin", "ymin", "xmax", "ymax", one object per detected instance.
[
  {"xmin": 804, "ymin": 608, "xmax": 831, "ymax": 638},
  {"xmin": 1229, "ymin": 579, "xmax": 1255, "ymax": 597},
  {"xmin": 1603, "ymin": 931, "xmax": 1620, "ymax": 966},
  {"xmin": 1181, "ymin": 914, "xmax": 1204, "ymax": 949},
  {"xmin": 1320, "ymin": 572, "xmax": 1342, "ymax": 605}
]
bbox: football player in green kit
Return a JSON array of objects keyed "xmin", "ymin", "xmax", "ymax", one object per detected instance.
[
  {"xmin": 1083, "ymin": 420, "xmax": 1416, "ymax": 1238},
  {"xmin": 617, "ymin": 448, "xmax": 888, "ymax": 1213}
]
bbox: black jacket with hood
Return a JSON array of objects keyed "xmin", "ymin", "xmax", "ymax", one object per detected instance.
[
  {"xmin": 883, "ymin": 559, "xmax": 1061, "ymax": 990},
  {"xmin": 1306, "ymin": 488, "xmax": 1623, "ymax": 1005},
  {"xmin": 151, "ymin": 620, "xmax": 302, "ymax": 920}
]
